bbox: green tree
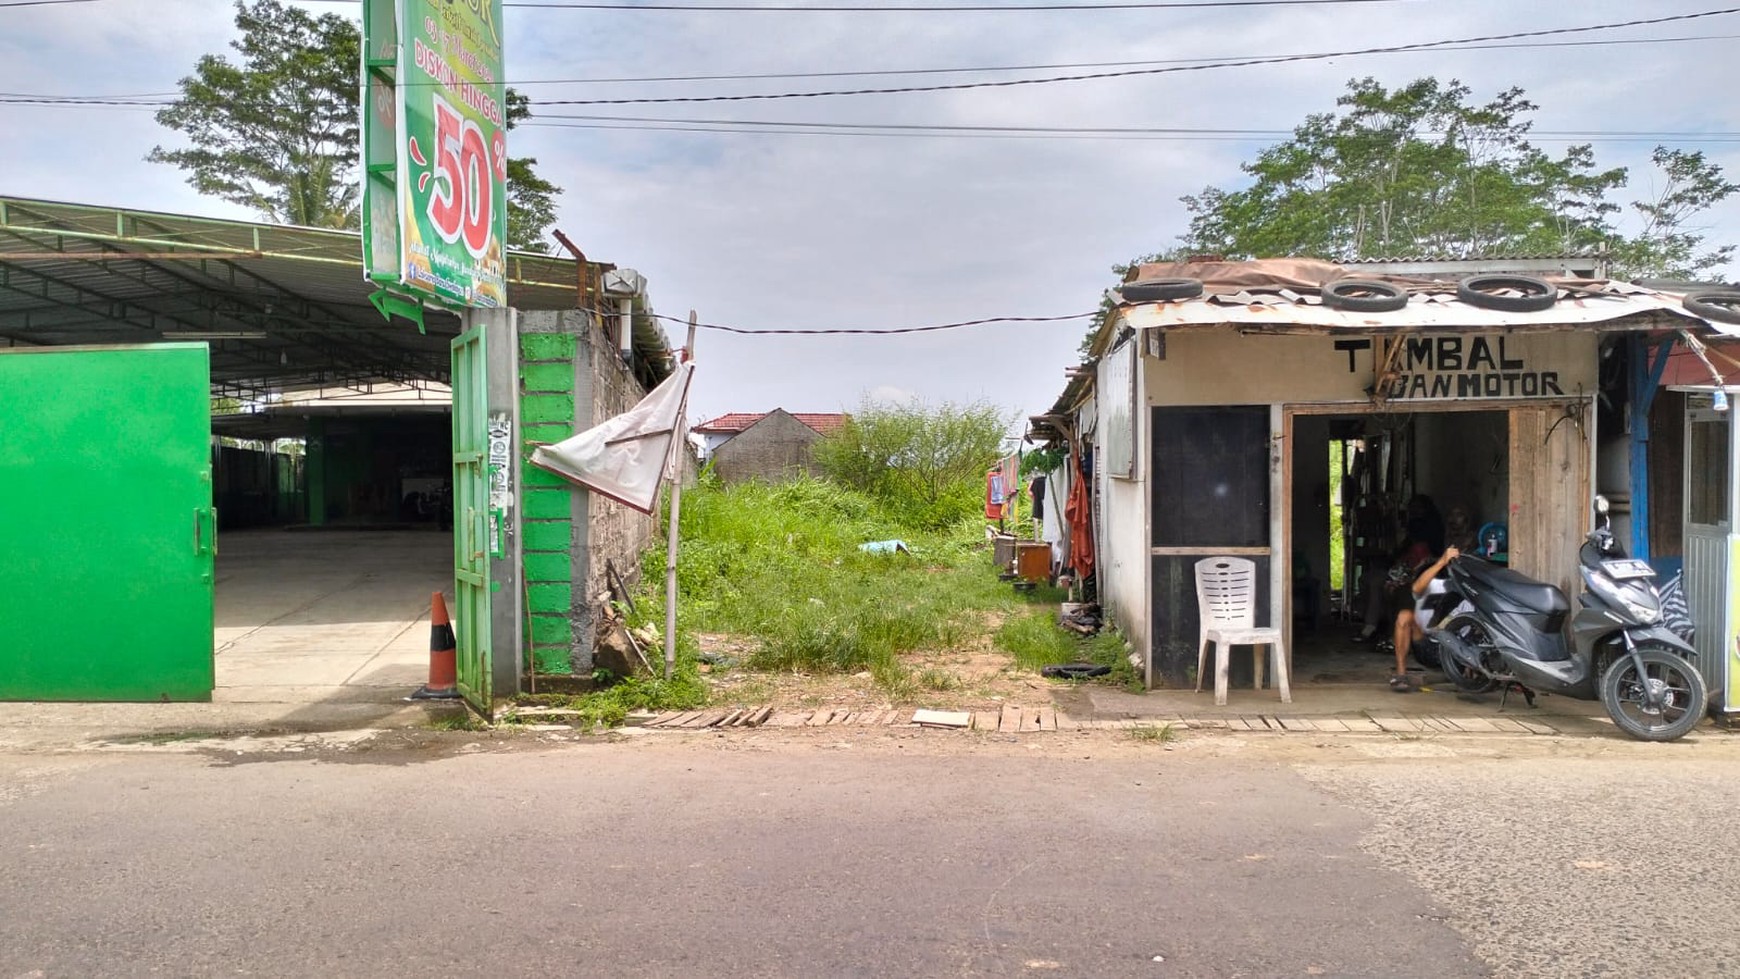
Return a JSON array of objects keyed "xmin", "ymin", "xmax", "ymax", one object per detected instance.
[
  {"xmin": 151, "ymin": 0, "xmax": 561, "ymax": 249},
  {"xmin": 1611, "ymin": 148, "xmax": 1740, "ymax": 280},
  {"xmin": 814, "ymin": 399, "xmax": 1013, "ymax": 527},
  {"xmin": 149, "ymin": 0, "xmax": 358, "ymax": 228},
  {"xmin": 1157, "ymin": 77, "xmax": 1734, "ymax": 280}
]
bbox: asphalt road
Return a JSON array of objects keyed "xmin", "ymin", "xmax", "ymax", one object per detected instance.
[{"xmin": 1, "ymin": 730, "xmax": 1735, "ymax": 978}]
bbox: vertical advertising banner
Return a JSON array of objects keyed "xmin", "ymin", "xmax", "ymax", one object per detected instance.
[{"xmin": 362, "ymin": 0, "xmax": 508, "ymax": 310}]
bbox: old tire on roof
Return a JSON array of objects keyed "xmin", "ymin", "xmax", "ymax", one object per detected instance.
[
  {"xmin": 1457, "ymin": 274, "xmax": 1559, "ymax": 312},
  {"xmin": 1321, "ymin": 278, "xmax": 1409, "ymax": 313},
  {"xmin": 1119, "ymin": 277, "xmax": 1204, "ymax": 302},
  {"xmin": 1683, "ymin": 290, "xmax": 1740, "ymax": 326}
]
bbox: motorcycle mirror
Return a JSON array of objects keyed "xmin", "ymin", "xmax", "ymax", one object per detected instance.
[{"xmin": 1594, "ymin": 495, "xmax": 1611, "ymax": 515}]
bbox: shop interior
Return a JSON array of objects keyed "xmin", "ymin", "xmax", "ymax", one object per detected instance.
[{"xmin": 1289, "ymin": 409, "xmax": 1512, "ymax": 681}]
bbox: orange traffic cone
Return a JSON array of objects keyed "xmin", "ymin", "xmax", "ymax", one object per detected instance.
[{"xmin": 411, "ymin": 592, "xmax": 460, "ymax": 700}]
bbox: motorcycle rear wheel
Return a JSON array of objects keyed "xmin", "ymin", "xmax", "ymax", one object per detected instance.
[
  {"xmin": 1437, "ymin": 615, "xmax": 1501, "ymax": 694},
  {"xmin": 1600, "ymin": 644, "xmax": 1708, "ymax": 742}
]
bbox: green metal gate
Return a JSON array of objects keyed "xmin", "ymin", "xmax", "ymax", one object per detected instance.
[
  {"xmin": 0, "ymin": 344, "xmax": 215, "ymax": 701},
  {"xmin": 451, "ymin": 324, "xmax": 492, "ymax": 714}
]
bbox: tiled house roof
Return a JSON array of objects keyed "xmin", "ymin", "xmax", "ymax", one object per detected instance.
[{"xmin": 693, "ymin": 411, "xmax": 848, "ymax": 436}]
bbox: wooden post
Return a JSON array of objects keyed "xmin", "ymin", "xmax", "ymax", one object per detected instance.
[{"xmin": 662, "ymin": 311, "xmax": 698, "ymax": 680}]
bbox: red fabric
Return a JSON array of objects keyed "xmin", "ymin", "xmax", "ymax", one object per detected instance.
[
  {"xmin": 985, "ymin": 470, "xmax": 1005, "ymax": 520},
  {"xmin": 1064, "ymin": 452, "xmax": 1094, "ymax": 580}
]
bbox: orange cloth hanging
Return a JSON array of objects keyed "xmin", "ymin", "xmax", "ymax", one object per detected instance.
[{"xmin": 1064, "ymin": 449, "xmax": 1094, "ymax": 580}]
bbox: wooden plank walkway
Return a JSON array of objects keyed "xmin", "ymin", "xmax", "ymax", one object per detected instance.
[{"xmin": 622, "ymin": 705, "xmax": 1565, "ymax": 737}]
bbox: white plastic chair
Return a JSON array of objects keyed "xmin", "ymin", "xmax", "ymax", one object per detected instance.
[{"xmin": 1194, "ymin": 557, "xmax": 1291, "ymax": 707}]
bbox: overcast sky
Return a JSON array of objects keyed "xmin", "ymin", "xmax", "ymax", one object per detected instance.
[{"xmin": 3, "ymin": 0, "xmax": 1738, "ymax": 430}]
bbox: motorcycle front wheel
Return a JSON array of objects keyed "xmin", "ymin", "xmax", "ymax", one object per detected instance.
[{"xmin": 1600, "ymin": 644, "xmax": 1709, "ymax": 742}]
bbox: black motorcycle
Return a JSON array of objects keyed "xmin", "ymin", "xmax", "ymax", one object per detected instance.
[{"xmin": 1433, "ymin": 497, "xmax": 1708, "ymax": 742}]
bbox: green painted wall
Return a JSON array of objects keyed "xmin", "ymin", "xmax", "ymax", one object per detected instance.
[{"xmin": 519, "ymin": 329, "xmax": 582, "ymax": 674}]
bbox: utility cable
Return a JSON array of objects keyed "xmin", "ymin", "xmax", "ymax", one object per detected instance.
[
  {"xmin": 523, "ymin": 7, "xmax": 1740, "ymax": 104},
  {"xmin": 459, "ymin": 33, "xmax": 1740, "ymax": 85},
  {"xmin": 5, "ymin": 19, "xmax": 1735, "ymax": 105},
  {"xmin": 527, "ymin": 114, "xmax": 1740, "ymax": 139},
  {"xmin": 308, "ymin": 0, "xmax": 1422, "ymax": 12},
  {"xmin": 617, "ymin": 309, "xmax": 1099, "ymax": 335}
]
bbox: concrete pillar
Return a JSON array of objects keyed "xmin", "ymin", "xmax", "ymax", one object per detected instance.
[
  {"xmin": 476, "ymin": 307, "xmax": 524, "ymax": 700},
  {"xmin": 306, "ymin": 417, "xmax": 326, "ymax": 527}
]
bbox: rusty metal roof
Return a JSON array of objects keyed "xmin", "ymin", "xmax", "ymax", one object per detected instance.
[{"xmin": 1116, "ymin": 280, "xmax": 1716, "ymax": 336}]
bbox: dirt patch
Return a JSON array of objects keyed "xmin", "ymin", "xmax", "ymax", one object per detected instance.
[{"xmin": 696, "ymin": 625, "xmax": 1064, "ymax": 712}]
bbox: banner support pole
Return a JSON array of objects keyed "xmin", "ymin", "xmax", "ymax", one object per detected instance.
[{"xmin": 662, "ymin": 311, "xmax": 698, "ymax": 680}]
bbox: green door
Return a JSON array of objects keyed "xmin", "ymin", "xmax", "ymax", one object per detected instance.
[
  {"xmin": 451, "ymin": 325, "xmax": 491, "ymax": 714},
  {"xmin": 0, "ymin": 344, "xmax": 215, "ymax": 701}
]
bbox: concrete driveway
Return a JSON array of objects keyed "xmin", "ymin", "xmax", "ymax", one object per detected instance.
[{"xmin": 214, "ymin": 529, "xmax": 449, "ymax": 705}]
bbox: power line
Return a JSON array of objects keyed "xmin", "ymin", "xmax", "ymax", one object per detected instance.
[
  {"xmin": 636, "ymin": 310, "xmax": 1097, "ymax": 335},
  {"xmin": 0, "ymin": 0, "xmax": 101, "ymax": 7},
  {"xmin": 4, "ymin": 94, "xmax": 1735, "ymax": 145},
  {"xmin": 310, "ymin": 0, "xmax": 1419, "ymax": 12},
  {"xmin": 7, "ymin": 25, "xmax": 1734, "ymax": 103},
  {"xmin": 530, "ymin": 113, "xmax": 1740, "ymax": 140},
  {"xmin": 4, "ymin": 92, "xmax": 1732, "ymax": 144},
  {"xmin": 462, "ymin": 33, "xmax": 1740, "ymax": 85},
  {"xmin": 522, "ymin": 7, "xmax": 1740, "ymax": 104}
]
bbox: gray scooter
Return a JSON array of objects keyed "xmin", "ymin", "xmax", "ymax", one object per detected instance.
[{"xmin": 1433, "ymin": 496, "xmax": 1708, "ymax": 741}]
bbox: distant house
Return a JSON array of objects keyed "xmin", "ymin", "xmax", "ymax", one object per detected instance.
[{"xmin": 692, "ymin": 409, "xmax": 847, "ymax": 483}]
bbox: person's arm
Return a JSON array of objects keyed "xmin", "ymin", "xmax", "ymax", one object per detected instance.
[{"xmin": 1411, "ymin": 547, "xmax": 1460, "ymax": 597}]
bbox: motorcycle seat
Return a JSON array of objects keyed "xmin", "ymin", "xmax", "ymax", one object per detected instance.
[{"xmin": 1455, "ymin": 557, "xmax": 1569, "ymax": 616}]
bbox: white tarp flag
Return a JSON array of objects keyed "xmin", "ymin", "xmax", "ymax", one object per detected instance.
[{"xmin": 529, "ymin": 361, "xmax": 694, "ymax": 514}]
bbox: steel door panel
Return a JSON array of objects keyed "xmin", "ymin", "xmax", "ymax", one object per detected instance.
[
  {"xmin": 0, "ymin": 344, "xmax": 214, "ymax": 700},
  {"xmin": 451, "ymin": 325, "xmax": 491, "ymax": 714}
]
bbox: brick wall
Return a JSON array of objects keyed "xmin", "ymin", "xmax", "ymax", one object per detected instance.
[
  {"xmin": 711, "ymin": 409, "xmax": 823, "ymax": 484},
  {"xmin": 517, "ymin": 311, "xmax": 659, "ymax": 677}
]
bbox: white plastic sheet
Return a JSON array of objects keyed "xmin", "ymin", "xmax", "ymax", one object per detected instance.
[{"xmin": 529, "ymin": 362, "xmax": 694, "ymax": 514}]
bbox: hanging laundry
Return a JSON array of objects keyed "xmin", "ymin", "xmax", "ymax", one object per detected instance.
[
  {"xmin": 1064, "ymin": 446, "xmax": 1095, "ymax": 580},
  {"xmin": 985, "ymin": 469, "xmax": 1006, "ymax": 520},
  {"xmin": 999, "ymin": 454, "xmax": 1021, "ymax": 521}
]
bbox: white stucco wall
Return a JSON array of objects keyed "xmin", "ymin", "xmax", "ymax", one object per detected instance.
[{"xmin": 1094, "ymin": 336, "xmax": 1150, "ymax": 675}]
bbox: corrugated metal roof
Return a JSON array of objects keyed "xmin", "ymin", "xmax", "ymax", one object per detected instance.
[
  {"xmin": 1117, "ymin": 280, "xmax": 1715, "ymax": 335},
  {"xmin": 1031, "ymin": 259, "xmax": 1740, "ymax": 440},
  {"xmin": 0, "ymin": 196, "xmax": 672, "ymax": 397},
  {"xmin": 1341, "ymin": 251, "xmax": 1606, "ymax": 264}
]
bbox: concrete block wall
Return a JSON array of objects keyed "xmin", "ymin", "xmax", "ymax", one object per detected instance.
[
  {"xmin": 516, "ymin": 310, "xmax": 660, "ymax": 677},
  {"xmin": 710, "ymin": 410, "xmax": 823, "ymax": 484}
]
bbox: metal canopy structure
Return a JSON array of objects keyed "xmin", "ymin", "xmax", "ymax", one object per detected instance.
[{"xmin": 0, "ymin": 196, "xmax": 665, "ymax": 399}]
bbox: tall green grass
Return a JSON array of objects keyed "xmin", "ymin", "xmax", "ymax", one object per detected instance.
[
  {"xmin": 639, "ymin": 477, "xmax": 1003, "ymax": 679},
  {"xmin": 626, "ymin": 474, "xmax": 1136, "ymax": 699}
]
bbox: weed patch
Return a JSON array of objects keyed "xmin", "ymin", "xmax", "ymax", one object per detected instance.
[
  {"xmin": 1129, "ymin": 723, "xmax": 1179, "ymax": 743},
  {"xmin": 513, "ymin": 651, "xmax": 710, "ymax": 729}
]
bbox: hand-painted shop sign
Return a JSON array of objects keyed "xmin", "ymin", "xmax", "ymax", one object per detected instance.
[
  {"xmin": 361, "ymin": 0, "xmax": 508, "ymax": 312},
  {"xmin": 1335, "ymin": 336, "xmax": 1567, "ymax": 400}
]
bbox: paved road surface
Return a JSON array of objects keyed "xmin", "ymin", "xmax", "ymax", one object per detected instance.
[{"xmin": 2, "ymin": 730, "xmax": 1736, "ymax": 978}]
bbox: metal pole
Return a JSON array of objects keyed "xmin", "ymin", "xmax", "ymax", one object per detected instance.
[{"xmin": 662, "ymin": 311, "xmax": 698, "ymax": 680}]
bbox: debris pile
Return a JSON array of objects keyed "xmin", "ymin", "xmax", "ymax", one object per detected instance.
[{"xmin": 1058, "ymin": 602, "xmax": 1102, "ymax": 636}]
